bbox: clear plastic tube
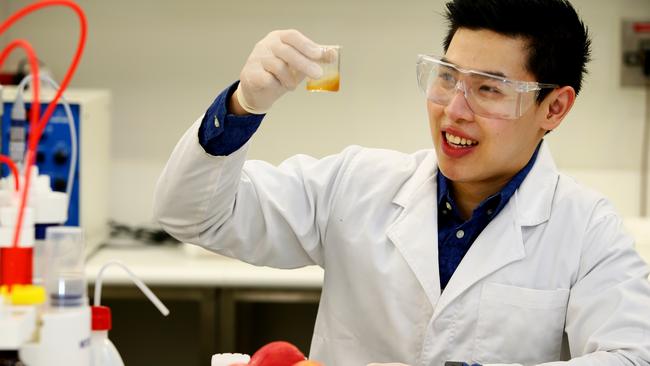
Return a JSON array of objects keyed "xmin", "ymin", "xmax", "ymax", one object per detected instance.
[
  {"xmin": 15, "ymin": 74, "xmax": 78, "ymax": 206},
  {"xmin": 94, "ymin": 260, "xmax": 170, "ymax": 316}
]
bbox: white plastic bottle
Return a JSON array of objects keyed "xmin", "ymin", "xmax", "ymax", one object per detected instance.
[
  {"xmin": 90, "ymin": 305, "xmax": 124, "ymax": 366},
  {"xmin": 90, "ymin": 260, "xmax": 170, "ymax": 366}
]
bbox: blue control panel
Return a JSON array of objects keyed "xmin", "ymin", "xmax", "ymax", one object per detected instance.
[{"xmin": 1, "ymin": 101, "xmax": 80, "ymax": 230}]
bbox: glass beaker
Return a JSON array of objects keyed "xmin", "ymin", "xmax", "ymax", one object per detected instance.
[{"xmin": 306, "ymin": 45, "xmax": 340, "ymax": 92}]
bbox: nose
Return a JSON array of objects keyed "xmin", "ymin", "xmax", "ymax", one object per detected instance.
[{"xmin": 444, "ymin": 80, "xmax": 474, "ymax": 122}]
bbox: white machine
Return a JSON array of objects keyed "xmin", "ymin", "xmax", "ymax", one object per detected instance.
[{"xmin": 0, "ymin": 85, "xmax": 112, "ymax": 253}]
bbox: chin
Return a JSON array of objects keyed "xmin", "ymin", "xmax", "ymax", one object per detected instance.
[{"xmin": 437, "ymin": 161, "xmax": 476, "ymax": 183}]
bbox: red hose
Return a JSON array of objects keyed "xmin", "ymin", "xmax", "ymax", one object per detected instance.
[
  {"xmin": 0, "ymin": 0, "xmax": 87, "ymax": 248},
  {"xmin": 0, "ymin": 40, "xmax": 40, "ymax": 132},
  {"xmin": 0, "ymin": 155, "xmax": 21, "ymax": 191}
]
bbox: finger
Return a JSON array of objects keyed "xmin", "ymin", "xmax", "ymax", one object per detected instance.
[
  {"xmin": 260, "ymin": 56, "xmax": 303, "ymax": 90},
  {"xmin": 278, "ymin": 29, "xmax": 322, "ymax": 60},
  {"xmin": 242, "ymin": 65, "xmax": 282, "ymax": 93},
  {"xmin": 271, "ymin": 41, "xmax": 322, "ymax": 80}
]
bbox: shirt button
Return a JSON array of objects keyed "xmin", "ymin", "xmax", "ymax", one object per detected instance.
[
  {"xmin": 456, "ymin": 230, "xmax": 465, "ymax": 239},
  {"xmin": 442, "ymin": 210, "xmax": 448, "ymax": 215},
  {"xmin": 214, "ymin": 115, "xmax": 220, "ymax": 128},
  {"xmin": 445, "ymin": 202, "xmax": 452, "ymax": 210},
  {"xmin": 487, "ymin": 209, "xmax": 494, "ymax": 215}
]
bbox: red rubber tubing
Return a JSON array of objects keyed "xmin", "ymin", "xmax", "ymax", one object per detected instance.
[
  {"xmin": 0, "ymin": 0, "xmax": 87, "ymax": 248},
  {"xmin": 0, "ymin": 155, "xmax": 21, "ymax": 191}
]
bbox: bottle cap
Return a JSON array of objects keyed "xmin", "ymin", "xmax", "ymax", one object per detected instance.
[
  {"xmin": 92, "ymin": 305, "xmax": 112, "ymax": 331},
  {"xmin": 211, "ymin": 353, "xmax": 250, "ymax": 366},
  {"xmin": 0, "ymin": 247, "xmax": 33, "ymax": 285},
  {"xmin": 0, "ymin": 284, "xmax": 45, "ymax": 305}
]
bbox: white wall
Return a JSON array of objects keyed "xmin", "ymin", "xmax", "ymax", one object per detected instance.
[{"xmin": 2, "ymin": 0, "xmax": 650, "ymax": 223}]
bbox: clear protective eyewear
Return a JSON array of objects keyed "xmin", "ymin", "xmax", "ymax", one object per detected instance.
[{"xmin": 416, "ymin": 54, "xmax": 558, "ymax": 120}]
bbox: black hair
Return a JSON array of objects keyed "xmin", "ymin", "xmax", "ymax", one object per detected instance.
[{"xmin": 443, "ymin": 0, "xmax": 591, "ymax": 102}]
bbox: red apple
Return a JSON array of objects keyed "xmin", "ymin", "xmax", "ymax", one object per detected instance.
[{"xmin": 249, "ymin": 341, "xmax": 306, "ymax": 366}]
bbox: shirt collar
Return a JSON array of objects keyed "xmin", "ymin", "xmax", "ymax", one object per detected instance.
[{"xmin": 437, "ymin": 141, "xmax": 542, "ymax": 219}]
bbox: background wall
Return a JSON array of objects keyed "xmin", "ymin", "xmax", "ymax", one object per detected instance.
[{"xmin": 2, "ymin": 0, "xmax": 650, "ymax": 223}]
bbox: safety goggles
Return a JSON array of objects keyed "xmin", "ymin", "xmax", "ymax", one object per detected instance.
[{"xmin": 416, "ymin": 55, "xmax": 558, "ymax": 120}]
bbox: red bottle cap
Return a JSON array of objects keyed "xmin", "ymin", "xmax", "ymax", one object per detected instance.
[
  {"xmin": 0, "ymin": 247, "xmax": 33, "ymax": 286},
  {"xmin": 91, "ymin": 305, "xmax": 112, "ymax": 331}
]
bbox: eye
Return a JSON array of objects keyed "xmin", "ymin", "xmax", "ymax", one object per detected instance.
[
  {"xmin": 435, "ymin": 69, "xmax": 458, "ymax": 89},
  {"xmin": 478, "ymin": 84, "xmax": 503, "ymax": 95},
  {"xmin": 439, "ymin": 71, "xmax": 455, "ymax": 82}
]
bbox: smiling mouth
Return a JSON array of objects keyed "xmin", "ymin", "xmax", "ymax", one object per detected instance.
[{"xmin": 443, "ymin": 131, "xmax": 478, "ymax": 148}]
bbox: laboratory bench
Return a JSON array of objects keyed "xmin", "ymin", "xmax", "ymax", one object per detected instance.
[
  {"xmin": 84, "ymin": 233, "xmax": 650, "ymax": 366},
  {"xmin": 85, "ymin": 244, "xmax": 324, "ymax": 366}
]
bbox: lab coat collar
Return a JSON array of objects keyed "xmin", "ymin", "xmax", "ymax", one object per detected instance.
[
  {"xmin": 387, "ymin": 141, "xmax": 559, "ymax": 313},
  {"xmin": 513, "ymin": 141, "xmax": 559, "ymax": 227},
  {"xmin": 392, "ymin": 141, "xmax": 558, "ymax": 225}
]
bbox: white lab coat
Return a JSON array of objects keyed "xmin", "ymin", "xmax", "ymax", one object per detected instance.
[{"xmin": 154, "ymin": 119, "xmax": 650, "ymax": 366}]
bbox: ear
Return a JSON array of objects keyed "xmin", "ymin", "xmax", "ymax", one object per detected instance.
[{"xmin": 538, "ymin": 86, "xmax": 576, "ymax": 131}]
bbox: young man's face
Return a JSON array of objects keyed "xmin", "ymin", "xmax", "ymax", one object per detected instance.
[{"xmin": 428, "ymin": 28, "xmax": 549, "ymax": 188}]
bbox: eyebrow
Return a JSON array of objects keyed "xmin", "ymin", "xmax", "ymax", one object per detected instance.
[{"xmin": 440, "ymin": 56, "xmax": 508, "ymax": 79}]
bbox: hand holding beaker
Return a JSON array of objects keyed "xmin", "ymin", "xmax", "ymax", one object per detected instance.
[{"xmin": 234, "ymin": 29, "xmax": 324, "ymax": 114}]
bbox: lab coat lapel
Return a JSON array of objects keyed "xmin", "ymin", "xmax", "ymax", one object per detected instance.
[
  {"xmin": 387, "ymin": 152, "xmax": 441, "ymax": 308},
  {"xmin": 433, "ymin": 201, "xmax": 525, "ymax": 318},
  {"xmin": 384, "ymin": 143, "xmax": 559, "ymax": 315},
  {"xmin": 432, "ymin": 142, "xmax": 560, "ymax": 318}
]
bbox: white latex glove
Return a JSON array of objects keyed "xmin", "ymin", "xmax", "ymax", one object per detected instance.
[{"xmin": 235, "ymin": 29, "xmax": 324, "ymax": 114}]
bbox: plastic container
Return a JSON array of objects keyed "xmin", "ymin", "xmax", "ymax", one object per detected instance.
[
  {"xmin": 19, "ymin": 305, "xmax": 92, "ymax": 366},
  {"xmin": 211, "ymin": 352, "xmax": 250, "ymax": 366},
  {"xmin": 90, "ymin": 260, "xmax": 169, "ymax": 366},
  {"xmin": 306, "ymin": 45, "xmax": 341, "ymax": 92},
  {"xmin": 42, "ymin": 226, "xmax": 86, "ymax": 307},
  {"xmin": 90, "ymin": 305, "xmax": 124, "ymax": 366}
]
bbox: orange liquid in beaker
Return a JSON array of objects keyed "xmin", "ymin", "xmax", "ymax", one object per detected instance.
[{"xmin": 306, "ymin": 74, "xmax": 340, "ymax": 92}]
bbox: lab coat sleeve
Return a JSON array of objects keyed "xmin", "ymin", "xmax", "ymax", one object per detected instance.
[
  {"xmin": 539, "ymin": 200, "xmax": 650, "ymax": 365},
  {"xmin": 153, "ymin": 117, "xmax": 360, "ymax": 269}
]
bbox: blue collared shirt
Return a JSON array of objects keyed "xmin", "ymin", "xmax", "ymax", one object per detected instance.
[{"xmin": 437, "ymin": 144, "xmax": 541, "ymax": 290}]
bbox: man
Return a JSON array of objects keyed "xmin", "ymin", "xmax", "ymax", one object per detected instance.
[{"xmin": 154, "ymin": 0, "xmax": 650, "ymax": 364}]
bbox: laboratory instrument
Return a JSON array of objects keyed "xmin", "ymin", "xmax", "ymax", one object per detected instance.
[
  {"xmin": 1, "ymin": 84, "xmax": 111, "ymax": 249},
  {"xmin": 0, "ymin": 2, "xmax": 165, "ymax": 365}
]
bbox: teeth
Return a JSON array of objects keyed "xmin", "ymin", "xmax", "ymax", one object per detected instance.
[{"xmin": 445, "ymin": 132, "xmax": 477, "ymax": 147}]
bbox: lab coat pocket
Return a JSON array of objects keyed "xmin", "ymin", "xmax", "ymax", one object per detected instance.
[{"xmin": 473, "ymin": 282, "xmax": 569, "ymax": 365}]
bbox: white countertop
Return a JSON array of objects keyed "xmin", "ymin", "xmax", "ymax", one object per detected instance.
[
  {"xmin": 85, "ymin": 237, "xmax": 650, "ymax": 289},
  {"xmin": 85, "ymin": 244, "xmax": 324, "ymax": 289}
]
